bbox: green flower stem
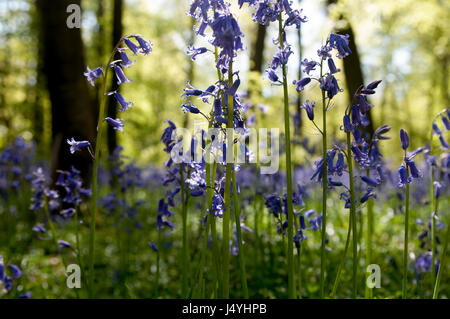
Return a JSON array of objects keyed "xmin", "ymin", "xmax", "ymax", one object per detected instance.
[
  {"xmin": 433, "ymin": 213, "xmax": 449, "ymax": 298},
  {"xmin": 365, "ymin": 172, "xmax": 374, "ymax": 299},
  {"xmin": 222, "ymin": 61, "xmax": 234, "ymax": 299},
  {"xmin": 88, "ymin": 38, "xmax": 124, "ymax": 298},
  {"xmin": 196, "ymin": 152, "xmax": 217, "ymax": 298},
  {"xmin": 429, "ymin": 131, "xmax": 437, "ymax": 289},
  {"xmin": 180, "ymin": 163, "xmax": 189, "ymax": 298},
  {"xmin": 155, "ymin": 230, "xmax": 161, "ymax": 297},
  {"xmin": 278, "ymin": 12, "xmax": 296, "ymax": 299},
  {"xmin": 232, "ymin": 163, "xmax": 249, "ymax": 298},
  {"xmin": 319, "ymin": 60, "xmax": 328, "ymax": 299},
  {"xmin": 347, "ymin": 132, "xmax": 357, "ymax": 298},
  {"xmin": 402, "ymin": 163, "xmax": 410, "ymax": 299},
  {"xmin": 330, "ymin": 207, "xmax": 352, "ymax": 297},
  {"xmin": 75, "ymin": 207, "xmax": 87, "ymax": 294},
  {"xmin": 211, "ymin": 46, "xmax": 223, "ymax": 296}
]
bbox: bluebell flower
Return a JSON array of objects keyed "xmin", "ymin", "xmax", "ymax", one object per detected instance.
[
  {"xmin": 83, "ymin": 66, "xmax": 103, "ymax": 87},
  {"xmin": 400, "ymin": 129, "xmax": 409, "ymax": 150},
  {"xmin": 300, "ymin": 100, "xmax": 315, "ymax": 121},
  {"xmin": 118, "ymin": 48, "xmax": 135, "ymax": 68},
  {"xmin": 432, "ymin": 123, "xmax": 441, "ymax": 135},
  {"xmin": 66, "ymin": 138, "xmax": 91, "ymax": 154},
  {"xmin": 442, "ymin": 116, "xmax": 450, "ymax": 130},
  {"xmin": 329, "ymin": 33, "xmax": 352, "ymax": 59},
  {"xmin": 161, "ymin": 120, "xmax": 177, "ymax": 153},
  {"xmin": 320, "ymin": 74, "xmax": 341, "ymax": 99},
  {"xmin": 135, "ymin": 35, "xmax": 153, "ymax": 55},
  {"xmin": 357, "ymin": 95, "xmax": 373, "ymax": 114},
  {"xmin": 113, "ymin": 64, "xmax": 131, "ymax": 85},
  {"xmin": 360, "ymin": 187, "xmax": 377, "ymax": 203},
  {"xmin": 8, "ymin": 264, "xmax": 22, "ymax": 279},
  {"xmin": 124, "ymin": 38, "xmax": 140, "ymax": 55},
  {"xmin": 415, "ymin": 252, "xmax": 432, "ymax": 276},
  {"xmin": 343, "ymin": 115, "xmax": 352, "ymax": 132},
  {"xmin": 271, "ymin": 45, "xmax": 293, "ymax": 70},
  {"xmin": 18, "ymin": 292, "xmax": 32, "ymax": 299},
  {"xmin": 398, "ymin": 164, "xmax": 410, "ymax": 187},
  {"xmin": 405, "ymin": 158, "xmax": 421, "ymax": 179},
  {"xmin": 149, "ymin": 241, "xmax": 158, "ymax": 252},
  {"xmin": 104, "ymin": 117, "xmax": 124, "ymax": 133},
  {"xmin": 439, "ymin": 135, "xmax": 449, "ymax": 149},
  {"xmin": 58, "ymin": 240, "xmax": 71, "ymax": 249},
  {"xmin": 181, "ymin": 103, "xmax": 200, "ymax": 114},
  {"xmin": 327, "ymin": 58, "xmax": 339, "ymax": 74},
  {"xmin": 301, "ymin": 58, "xmax": 319, "ymax": 75},
  {"xmin": 32, "ymin": 224, "xmax": 46, "ymax": 233},
  {"xmin": 208, "ymin": 194, "xmax": 224, "ymax": 217},
  {"xmin": 60, "ymin": 208, "xmax": 76, "ymax": 218},
  {"xmin": 311, "ymin": 158, "xmax": 324, "ymax": 182},
  {"xmin": 293, "ymin": 77, "xmax": 311, "ymax": 92},
  {"xmin": 108, "ymin": 91, "xmax": 133, "ymax": 111},
  {"xmin": 211, "ymin": 12, "xmax": 244, "ymax": 59},
  {"xmin": 434, "ymin": 181, "xmax": 442, "ymax": 199},
  {"xmin": 285, "ymin": 8, "xmax": 307, "ymax": 29},
  {"xmin": 361, "ymin": 176, "xmax": 379, "ymax": 187},
  {"xmin": 317, "ymin": 45, "xmax": 332, "ymax": 59},
  {"xmin": 366, "ymin": 80, "xmax": 382, "ymax": 90},
  {"xmin": 264, "ymin": 193, "xmax": 282, "ymax": 218},
  {"xmin": 186, "ymin": 46, "xmax": 207, "ymax": 60},
  {"xmin": 253, "ymin": 1, "xmax": 281, "ymax": 25},
  {"xmin": 266, "ymin": 69, "xmax": 279, "ymax": 83}
]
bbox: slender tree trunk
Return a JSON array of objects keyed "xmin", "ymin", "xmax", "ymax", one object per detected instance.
[
  {"xmin": 107, "ymin": 0, "xmax": 123, "ymax": 155},
  {"xmin": 36, "ymin": 0, "xmax": 96, "ymax": 183},
  {"xmin": 326, "ymin": 0, "xmax": 374, "ymax": 136},
  {"xmin": 250, "ymin": 23, "xmax": 266, "ymax": 74}
]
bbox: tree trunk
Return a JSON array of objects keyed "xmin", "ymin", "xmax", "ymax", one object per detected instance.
[
  {"xmin": 250, "ymin": 23, "xmax": 266, "ymax": 74},
  {"xmin": 107, "ymin": 0, "xmax": 123, "ymax": 155},
  {"xmin": 326, "ymin": 0, "xmax": 374, "ymax": 136},
  {"xmin": 36, "ymin": 0, "xmax": 96, "ymax": 184}
]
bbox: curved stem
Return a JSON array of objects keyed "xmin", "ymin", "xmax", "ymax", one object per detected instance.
[
  {"xmin": 87, "ymin": 38, "xmax": 124, "ymax": 298},
  {"xmin": 330, "ymin": 209, "xmax": 352, "ymax": 297},
  {"xmin": 433, "ymin": 215, "xmax": 449, "ymax": 298}
]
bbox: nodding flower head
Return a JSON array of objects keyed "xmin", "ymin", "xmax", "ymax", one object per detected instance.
[
  {"xmin": 398, "ymin": 164, "xmax": 410, "ymax": 187},
  {"xmin": 343, "ymin": 115, "xmax": 352, "ymax": 132},
  {"xmin": 113, "ymin": 64, "xmax": 131, "ymax": 85},
  {"xmin": 434, "ymin": 181, "xmax": 442, "ymax": 199},
  {"xmin": 124, "ymin": 38, "xmax": 140, "ymax": 55},
  {"xmin": 327, "ymin": 58, "xmax": 339, "ymax": 74},
  {"xmin": 329, "ymin": 33, "xmax": 352, "ymax": 59},
  {"xmin": 211, "ymin": 12, "xmax": 244, "ymax": 59},
  {"xmin": 266, "ymin": 69, "xmax": 279, "ymax": 83},
  {"xmin": 118, "ymin": 48, "xmax": 136, "ymax": 68},
  {"xmin": 293, "ymin": 77, "xmax": 311, "ymax": 93},
  {"xmin": 301, "ymin": 58, "xmax": 319, "ymax": 75},
  {"xmin": 104, "ymin": 117, "xmax": 124, "ymax": 133},
  {"xmin": 320, "ymin": 74, "xmax": 341, "ymax": 99},
  {"xmin": 300, "ymin": 100, "xmax": 315, "ymax": 121},
  {"xmin": 66, "ymin": 138, "xmax": 91, "ymax": 154},
  {"xmin": 135, "ymin": 36, "xmax": 153, "ymax": 55},
  {"xmin": 108, "ymin": 91, "xmax": 133, "ymax": 111},
  {"xmin": 83, "ymin": 66, "xmax": 103, "ymax": 87},
  {"xmin": 400, "ymin": 129, "xmax": 409, "ymax": 151},
  {"xmin": 186, "ymin": 46, "xmax": 208, "ymax": 61}
]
